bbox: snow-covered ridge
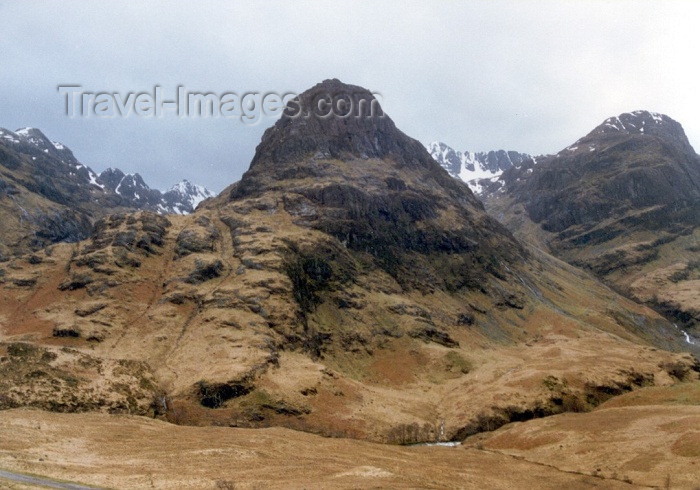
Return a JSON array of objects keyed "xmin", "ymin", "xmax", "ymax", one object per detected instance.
[
  {"xmin": 16, "ymin": 127, "xmax": 63, "ymax": 151},
  {"xmin": 561, "ymin": 110, "xmax": 680, "ymax": 155},
  {"xmin": 427, "ymin": 141, "xmax": 532, "ymax": 194},
  {"xmin": 97, "ymin": 169, "xmax": 213, "ymax": 214},
  {"xmin": 168, "ymin": 180, "xmax": 214, "ymax": 208},
  {"xmin": 1, "ymin": 127, "xmax": 78, "ymax": 165},
  {"xmin": 1, "ymin": 125, "xmax": 214, "ymax": 215},
  {"xmin": 593, "ymin": 110, "xmax": 667, "ymax": 136},
  {"xmin": 159, "ymin": 180, "xmax": 215, "ymax": 215},
  {"xmin": 0, "ymin": 128, "xmax": 21, "ymax": 144}
]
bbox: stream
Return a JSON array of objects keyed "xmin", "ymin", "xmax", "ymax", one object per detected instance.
[{"xmin": 674, "ymin": 324, "xmax": 697, "ymax": 345}]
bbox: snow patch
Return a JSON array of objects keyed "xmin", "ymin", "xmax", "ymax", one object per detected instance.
[
  {"xmin": 427, "ymin": 142, "xmax": 532, "ymax": 195},
  {"xmin": 167, "ymin": 180, "xmax": 215, "ymax": 209},
  {"xmin": 1, "ymin": 130, "xmax": 20, "ymax": 144},
  {"xmin": 88, "ymin": 170, "xmax": 104, "ymax": 189},
  {"xmin": 650, "ymin": 112, "xmax": 664, "ymax": 123}
]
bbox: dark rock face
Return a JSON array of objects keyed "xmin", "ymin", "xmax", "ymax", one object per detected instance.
[
  {"xmin": 185, "ymin": 259, "xmax": 224, "ymax": 284},
  {"xmin": 228, "ymin": 79, "xmax": 526, "ymax": 291},
  {"xmin": 32, "ymin": 210, "xmax": 93, "ymax": 246},
  {"xmin": 296, "ymin": 182, "xmax": 512, "ymax": 290},
  {"xmin": 234, "ymin": 79, "xmax": 473, "ymax": 203},
  {"xmin": 96, "ymin": 168, "xmax": 127, "ymax": 191},
  {"xmin": 473, "ymin": 150, "xmax": 528, "ymax": 173},
  {"xmin": 249, "ymin": 79, "xmax": 401, "ymax": 166},
  {"xmin": 0, "ymin": 126, "xmax": 212, "ymax": 257},
  {"xmin": 484, "ymin": 111, "xmax": 700, "ymax": 333},
  {"xmin": 499, "ymin": 111, "xmax": 700, "ymax": 238}
]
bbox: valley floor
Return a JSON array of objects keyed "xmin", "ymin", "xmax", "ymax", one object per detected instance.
[{"xmin": 0, "ymin": 383, "xmax": 698, "ymax": 489}]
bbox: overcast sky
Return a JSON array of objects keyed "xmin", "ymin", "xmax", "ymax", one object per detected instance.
[{"xmin": 1, "ymin": 0, "xmax": 699, "ymax": 192}]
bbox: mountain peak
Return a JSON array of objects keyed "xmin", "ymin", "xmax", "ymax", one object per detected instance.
[
  {"xmin": 234, "ymin": 80, "xmax": 463, "ymax": 202},
  {"xmin": 97, "ymin": 168, "xmax": 126, "ymax": 191},
  {"xmin": 570, "ymin": 110, "xmax": 695, "ymax": 157},
  {"xmin": 162, "ymin": 180, "xmax": 214, "ymax": 214},
  {"xmin": 427, "ymin": 141, "xmax": 532, "ymax": 195},
  {"xmin": 591, "ymin": 110, "xmax": 674, "ymax": 136},
  {"xmin": 14, "ymin": 127, "xmax": 60, "ymax": 152},
  {"xmin": 15, "ymin": 126, "xmax": 47, "ymax": 140},
  {"xmin": 249, "ymin": 78, "xmax": 428, "ymax": 169},
  {"xmin": 4, "ymin": 127, "xmax": 78, "ymax": 164},
  {"xmin": 222, "ymin": 79, "xmax": 527, "ymax": 294}
]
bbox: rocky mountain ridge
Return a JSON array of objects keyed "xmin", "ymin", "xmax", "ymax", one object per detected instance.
[
  {"xmin": 0, "ymin": 126, "xmax": 213, "ymax": 257},
  {"xmin": 481, "ymin": 110, "xmax": 700, "ymax": 336},
  {"xmin": 427, "ymin": 141, "xmax": 532, "ymax": 194},
  {"xmin": 1, "ymin": 81, "xmax": 695, "ymax": 446},
  {"xmin": 1, "ymin": 127, "xmax": 213, "ymax": 215}
]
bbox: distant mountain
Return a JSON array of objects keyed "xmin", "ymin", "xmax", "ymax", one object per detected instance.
[
  {"xmin": 161, "ymin": 179, "xmax": 214, "ymax": 214},
  {"xmin": 1, "ymin": 127, "xmax": 213, "ymax": 215},
  {"xmin": 427, "ymin": 141, "xmax": 532, "ymax": 194},
  {"xmin": 0, "ymin": 126, "xmax": 213, "ymax": 256},
  {"xmin": 96, "ymin": 168, "xmax": 213, "ymax": 215},
  {"xmin": 483, "ymin": 110, "xmax": 700, "ymax": 336}
]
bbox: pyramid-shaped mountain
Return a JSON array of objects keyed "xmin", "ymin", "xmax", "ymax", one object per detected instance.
[{"xmin": 224, "ymin": 79, "xmax": 523, "ymax": 291}]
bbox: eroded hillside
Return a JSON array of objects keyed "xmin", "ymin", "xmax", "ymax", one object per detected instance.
[
  {"xmin": 485, "ymin": 111, "xmax": 700, "ymax": 340},
  {"xmin": 0, "ymin": 83, "xmax": 697, "ymax": 445}
]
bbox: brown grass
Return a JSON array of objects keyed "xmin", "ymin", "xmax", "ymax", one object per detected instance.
[{"xmin": 0, "ymin": 408, "xmax": 635, "ymax": 489}]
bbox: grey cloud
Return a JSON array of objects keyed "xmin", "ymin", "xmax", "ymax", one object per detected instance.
[{"xmin": 1, "ymin": 0, "xmax": 698, "ymax": 192}]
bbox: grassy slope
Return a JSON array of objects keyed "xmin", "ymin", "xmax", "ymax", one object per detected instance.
[
  {"xmin": 0, "ymin": 407, "xmax": 643, "ymax": 489},
  {"xmin": 470, "ymin": 381, "xmax": 700, "ymax": 488},
  {"xmin": 0, "ymin": 196, "xmax": 696, "ymax": 443},
  {"xmin": 486, "ymin": 190, "xmax": 700, "ymax": 342},
  {"xmin": 0, "ymin": 382, "xmax": 697, "ymax": 488}
]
